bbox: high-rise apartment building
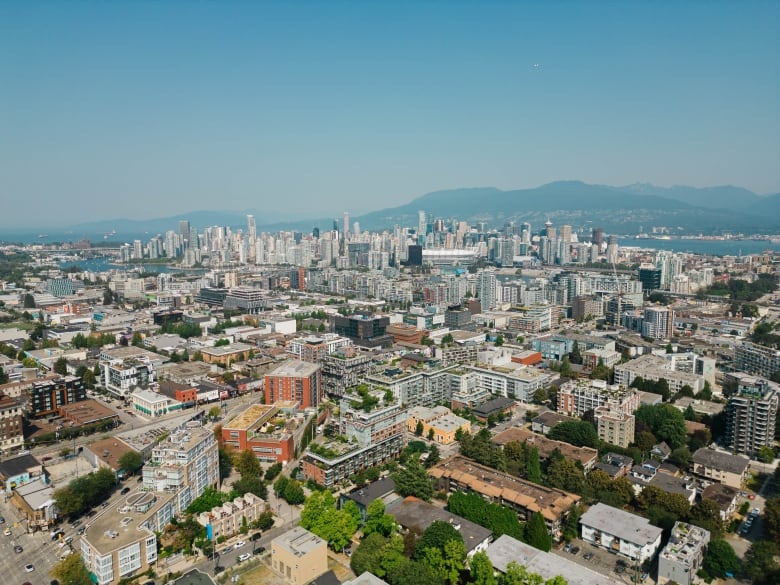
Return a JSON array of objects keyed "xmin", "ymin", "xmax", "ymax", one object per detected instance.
[
  {"xmin": 642, "ymin": 306, "xmax": 674, "ymax": 340},
  {"xmin": 264, "ymin": 360, "xmax": 323, "ymax": 409},
  {"xmin": 725, "ymin": 377, "xmax": 778, "ymax": 456},
  {"xmin": 734, "ymin": 342, "xmax": 780, "ymax": 379}
]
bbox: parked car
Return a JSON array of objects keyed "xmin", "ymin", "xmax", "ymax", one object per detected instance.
[
  {"xmin": 583, "ymin": 552, "xmax": 594, "ymax": 560},
  {"xmin": 571, "ymin": 547, "xmax": 580, "ymax": 555},
  {"xmin": 238, "ymin": 553, "xmax": 251, "ymax": 562},
  {"xmin": 0, "ymin": 516, "xmax": 4, "ymax": 524},
  {"xmin": 563, "ymin": 543, "xmax": 572, "ymax": 553},
  {"xmin": 25, "ymin": 564, "xmax": 35, "ymax": 573},
  {"xmin": 234, "ymin": 540, "xmax": 246, "ymax": 549},
  {"xmin": 14, "ymin": 545, "xmax": 23, "ymax": 553},
  {"xmin": 121, "ymin": 487, "xmax": 131, "ymax": 495}
]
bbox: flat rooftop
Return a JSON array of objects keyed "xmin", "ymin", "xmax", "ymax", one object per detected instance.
[
  {"xmin": 273, "ymin": 526, "xmax": 326, "ymax": 556},
  {"xmin": 487, "ymin": 534, "xmax": 619, "ymax": 585},
  {"xmin": 224, "ymin": 404, "xmax": 277, "ymax": 432},
  {"xmin": 580, "ymin": 503, "xmax": 663, "ymax": 546},
  {"xmin": 83, "ymin": 491, "xmax": 174, "ymax": 554},
  {"xmin": 492, "ymin": 428, "xmax": 598, "ymax": 467},
  {"xmin": 269, "ymin": 359, "xmax": 321, "ymax": 377}
]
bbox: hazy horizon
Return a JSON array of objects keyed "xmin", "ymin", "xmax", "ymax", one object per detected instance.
[{"xmin": 2, "ymin": 1, "xmax": 779, "ymax": 229}]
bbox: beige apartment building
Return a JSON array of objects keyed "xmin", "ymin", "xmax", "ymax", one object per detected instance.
[
  {"xmin": 271, "ymin": 526, "xmax": 328, "ymax": 585},
  {"xmin": 197, "ymin": 492, "xmax": 264, "ymax": 540}
]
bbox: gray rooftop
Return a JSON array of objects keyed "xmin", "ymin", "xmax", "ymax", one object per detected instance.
[
  {"xmin": 273, "ymin": 526, "xmax": 326, "ymax": 556},
  {"xmin": 580, "ymin": 503, "xmax": 663, "ymax": 546},
  {"xmin": 342, "ymin": 477, "xmax": 397, "ymax": 508},
  {"xmin": 387, "ymin": 497, "xmax": 491, "ymax": 555},
  {"xmin": 486, "ymin": 534, "xmax": 619, "ymax": 585},
  {"xmin": 692, "ymin": 448, "xmax": 750, "ymax": 475}
]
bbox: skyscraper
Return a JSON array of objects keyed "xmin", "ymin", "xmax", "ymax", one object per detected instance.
[
  {"xmin": 343, "ymin": 212, "xmax": 350, "ymax": 239},
  {"xmin": 477, "ymin": 269, "xmax": 497, "ymax": 310},
  {"xmin": 246, "ymin": 214, "xmax": 256, "ymax": 241}
]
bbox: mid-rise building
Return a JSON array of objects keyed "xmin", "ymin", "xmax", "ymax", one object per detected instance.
[
  {"xmin": 286, "ymin": 334, "xmax": 352, "ymax": 363},
  {"xmin": 557, "ymin": 379, "xmax": 639, "ymax": 418},
  {"xmin": 99, "ymin": 347, "xmax": 164, "ymax": 398},
  {"xmin": 580, "ymin": 503, "xmax": 663, "ymax": 563},
  {"xmin": 595, "ymin": 406, "xmax": 635, "ymax": 448},
  {"xmin": 734, "ymin": 341, "xmax": 780, "ymax": 379},
  {"xmin": 141, "ymin": 421, "xmax": 219, "ymax": 513},
  {"xmin": 642, "ymin": 306, "xmax": 674, "ymax": 340},
  {"xmin": 322, "ymin": 350, "xmax": 374, "ymax": 398},
  {"xmin": 614, "ymin": 353, "xmax": 705, "ymax": 394},
  {"xmin": 330, "ymin": 313, "xmax": 393, "ymax": 348},
  {"xmin": 30, "ymin": 375, "xmax": 87, "ymax": 418},
  {"xmin": 0, "ymin": 391, "xmax": 23, "ymax": 451},
  {"xmin": 302, "ymin": 395, "xmax": 406, "ymax": 488},
  {"xmin": 658, "ymin": 522, "xmax": 710, "ymax": 585},
  {"xmin": 264, "ymin": 360, "xmax": 323, "ymax": 409},
  {"xmin": 724, "ymin": 376, "xmax": 778, "ymax": 456}
]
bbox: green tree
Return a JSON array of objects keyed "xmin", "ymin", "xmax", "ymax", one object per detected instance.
[
  {"xmin": 688, "ymin": 498, "xmax": 723, "ymax": 538},
  {"xmin": 51, "ymin": 552, "xmax": 93, "ymax": 585},
  {"xmin": 415, "ymin": 520, "xmax": 464, "ymax": 559},
  {"xmin": 424, "ymin": 444, "xmax": 441, "ymax": 469},
  {"xmin": 526, "ymin": 445, "xmax": 542, "ymax": 483},
  {"xmin": 758, "ymin": 445, "xmax": 775, "ymax": 463},
  {"xmin": 468, "ymin": 551, "xmax": 497, "ymax": 585},
  {"xmin": 232, "ymin": 475, "xmax": 268, "ymax": 499},
  {"xmin": 494, "ymin": 335, "xmax": 504, "ymax": 347},
  {"xmin": 351, "ymin": 533, "xmax": 406, "ymax": 579},
  {"xmin": 207, "ymin": 406, "xmax": 222, "ymax": 420},
  {"xmin": 393, "ymin": 459, "xmax": 434, "ymax": 502},
  {"xmin": 23, "ymin": 293, "xmax": 36, "ymax": 308},
  {"xmin": 264, "ymin": 462, "xmax": 283, "ymax": 481},
  {"xmin": 363, "ymin": 499, "xmax": 396, "ymax": 537},
  {"xmin": 525, "ymin": 512, "xmax": 551, "ymax": 552},
  {"xmin": 131, "ymin": 331, "xmax": 143, "ymax": 347},
  {"xmin": 569, "ymin": 342, "xmax": 582, "ymax": 365},
  {"xmin": 743, "ymin": 541, "xmax": 779, "ymax": 584},
  {"xmin": 234, "ymin": 449, "xmax": 262, "ymax": 477},
  {"xmin": 545, "ymin": 456, "xmax": 585, "ymax": 494},
  {"xmin": 427, "ymin": 428, "xmax": 435, "ymax": 441},
  {"xmin": 415, "ymin": 420, "xmax": 424, "ymax": 436},
  {"xmin": 702, "ymin": 539, "xmax": 739, "ymax": 578},
  {"xmin": 53, "ymin": 356, "xmax": 68, "ymax": 375},
  {"xmin": 548, "ymin": 420, "xmax": 599, "ymax": 448},
  {"xmin": 118, "ymin": 450, "xmax": 144, "ymax": 475},
  {"xmin": 764, "ymin": 496, "xmax": 780, "ymax": 542},
  {"xmin": 82, "ymin": 368, "xmax": 97, "ymax": 387},
  {"xmin": 282, "ymin": 480, "xmax": 305, "ymax": 505},
  {"xmin": 387, "ymin": 558, "xmax": 443, "ymax": 585}
]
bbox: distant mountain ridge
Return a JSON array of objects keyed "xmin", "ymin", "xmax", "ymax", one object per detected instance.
[{"xmin": 48, "ymin": 181, "xmax": 780, "ymax": 241}]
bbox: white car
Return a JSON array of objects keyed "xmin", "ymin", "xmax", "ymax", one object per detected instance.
[
  {"xmin": 234, "ymin": 540, "xmax": 246, "ymax": 550},
  {"xmin": 238, "ymin": 553, "xmax": 251, "ymax": 562},
  {"xmin": 25, "ymin": 564, "xmax": 34, "ymax": 573}
]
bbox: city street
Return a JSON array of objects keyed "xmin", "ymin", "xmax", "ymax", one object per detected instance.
[{"xmin": 0, "ymin": 494, "xmax": 64, "ymax": 585}]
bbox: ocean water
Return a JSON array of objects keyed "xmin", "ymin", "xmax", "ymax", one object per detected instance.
[{"xmin": 619, "ymin": 238, "xmax": 779, "ymax": 256}]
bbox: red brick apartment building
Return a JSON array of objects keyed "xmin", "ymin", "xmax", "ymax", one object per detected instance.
[
  {"xmin": 221, "ymin": 403, "xmax": 295, "ymax": 464},
  {"xmin": 264, "ymin": 360, "xmax": 322, "ymax": 409}
]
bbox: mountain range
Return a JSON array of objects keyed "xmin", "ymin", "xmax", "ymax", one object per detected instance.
[{"xmin": 63, "ymin": 181, "xmax": 780, "ymax": 239}]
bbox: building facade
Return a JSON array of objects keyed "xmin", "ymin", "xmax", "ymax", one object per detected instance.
[
  {"xmin": 724, "ymin": 377, "xmax": 778, "ymax": 456},
  {"xmin": 657, "ymin": 522, "xmax": 710, "ymax": 585},
  {"xmin": 31, "ymin": 375, "xmax": 87, "ymax": 418},
  {"xmin": 264, "ymin": 360, "xmax": 323, "ymax": 409},
  {"xmin": 580, "ymin": 503, "xmax": 663, "ymax": 563}
]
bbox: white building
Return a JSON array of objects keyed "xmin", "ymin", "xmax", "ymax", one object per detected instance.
[{"xmin": 580, "ymin": 503, "xmax": 663, "ymax": 563}]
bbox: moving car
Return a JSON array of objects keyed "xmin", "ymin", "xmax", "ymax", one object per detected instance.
[
  {"xmin": 121, "ymin": 487, "xmax": 131, "ymax": 495},
  {"xmin": 25, "ymin": 564, "xmax": 35, "ymax": 573},
  {"xmin": 234, "ymin": 540, "xmax": 246, "ymax": 549},
  {"xmin": 238, "ymin": 553, "xmax": 252, "ymax": 562}
]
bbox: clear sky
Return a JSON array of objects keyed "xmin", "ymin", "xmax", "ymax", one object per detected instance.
[{"xmin": 2, "ymin": 1, "xmax": 779, "ymax": 229}]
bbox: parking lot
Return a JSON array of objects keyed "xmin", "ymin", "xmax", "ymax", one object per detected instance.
[{"xmin": 552, "ymin": 538, "xmax": 654, "ymax": 585}]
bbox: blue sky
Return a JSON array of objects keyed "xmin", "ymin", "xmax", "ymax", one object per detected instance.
[{"xmin": 2, "ymin": 1, "xmax": 779, "ymax": 228}]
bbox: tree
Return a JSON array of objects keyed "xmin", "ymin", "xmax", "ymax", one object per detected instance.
[
  {"xmin": 351, "ymin": 533, "xmax": 406, "ymax": 579},
  {"xmin": 569, "ymin": 342, "xmax": 582, "ymax": 365},
  {"xmin": 131, "ymin": 331, "xmax": 143, "ymax": 347},
  {"xmin": 363, "ymin": 499, "xmax": 396, "ymax": 537},
  {"xmin": 393, "ymin": 459, "xmax": 434, "ymax": 502},
  {"xmin": 207, "ymin": 406, "xmax": 222, "ymax": 421},
  {"xmin": 758, "ymin": 445, "xmax": 775, "ymax": 463},
  {"xmin": 427, "ymin": 428, "xmax": 435, "ymax": 441},
  {"xmin": 51, "ymin": 552, "xmax": 93, "ymax": 585},
  {"xmin": 282, "ymin": 480, "xmax": 305, "ymax": 505},
  {"xmin": 232, "ymin": 475, "xmax": 268, "ymax": 499},
  {"xmin": 118, "ymin": 450, "xmax": 144, "ymax": 475},
  {"xmin": 23, "ymin": 293, "xmax": 36, "ymax": 308},
  {"xmin": 545, "ymin": 456, "xmax": 585, "ymax": 494},
  {"xmin": 669, "ymin": 447, "xmax": 692, "ymax": 470},
  {"xmin": 415, "ymin": 520, "xmax": 464, "ymax": 559},
  {"xmin": 424, "ymin": 444, "xmax": 441, "ymax": 469},
  {"xmin": 548, "ymin": 420, "xmax": 599, "ymax": 448},
  {"xmin": 300, "ymin": 490, "xmax": 358, "ymax": 551},
  {"xmin": 526, "ymin": 445, "xmax": 542, "ymax": 483},
  {"xmin": 415, "ymin": 420, "xmax": 424, "ymax": 436},
  {"xmin": 82, "ymin": 368, "xmax": 97, "ymax": 387},
  {"xmin": 702, "ymin": 539, "xmax": 739, "ymax": 578},
  {"xmin": 763, "ymin": 496, "xmax": 780, "ymax": 542},
  {"xmin": 448, "ymin": 491, "xmax": 525, "ymax": 541},
  {"xmin": 525, "ymin": 512, "xmax": 551, "ymax": 552},
  {"xmin": 234, "ymin": 449, "xmax": 262, "ymax": 478},
  {"xmin": 264, "ymin": 462, "xmax": 283, "ymax": 481},
  {"xmin": 387, "ymin": 558, "xmax": 443, "ymax": 585},
  {"xmin": 494, "ymin": 335, "xmax": 504, "ymax": 347},
  {"xmin": 688, "ymin": 498, "xmax": 723, "ymax": 538},
  {"xmin": 53, "ymin": 356, "xmax": 68, "ymax": 375},
  {"xmin": 743, "ymin": 541, "xmax": 779, "ymax": 584},
  {"xmin": 468, "ymin": 551, "xmax": 497, "ymax": 585}
]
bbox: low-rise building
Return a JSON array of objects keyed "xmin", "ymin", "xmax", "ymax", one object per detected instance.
[
  {"xmin": 428, "ymin": 455, "xmax": 579, "ymax": 539},
  {"xmin": 492, "ymin": 427, "xmax": 598, "ymax": 472},
  {"xmin": 701, "ymin": 483, "xmax": 739, "ymax": 521},
  {"xmin": 59, "ymin": 398, "xmax": 120, "ymax": 428},
  {"xmin": 387, "ymin": 496, "xmax": 492, "ymax": 557},
  {"xmin": 471, "ymin": 396, "xmax": 517, "ymax": 423},
  {"xmin": 11, "ymin": 477, "xmax": 57, "ymax": 531},
  {"xmin": 338, "ymin": 477, "xmax": 400, "ymax": 522},
  {"xmin": 486, "ymin": 534, "xmax": 617, "ymax": 585},
  {"xmin": 131, "ymin": 388, "xmax": 180, "ymax": 417},
  {"xmin": 0, "ymin": 454, "xmax": 45, "ymax": 494},
  {"xmin": 221, "ymin": 403, "xmax": 299, "ymax": 465},
  {"xmin": 530, "ymin": 410, "xmax": 575, "ymax": 435},
  {"xmin": 691, "ymin": 448, "xmax": 749, "ymax": 490},
  {"xmin": 197, "ymin": 492, "xmax": 265, "ymax": 540},
  {"xmin": 200, "ymin": 342, "xmax": 254, "ymax": 366},
  {"xmin": 657, "ymin": 522, "xmax": 710, "ymax": 585},
  {"xmin": 30, "ymin": 375, "xmax": 87, "ymax": 418},
  {"xmin": 406, "ymin": 405, "xmax": 471, "ymax": 444},
  {"xmin": 580, "ymin": 503, "xmax": 663, "ymax": 563},
  {"xmin": 271, "ymin": 526, "xmax": 328, "ymax": 585},
  {"xmin": 614, "ymin": 354, "xmax": 705, "ymax": 394}
]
